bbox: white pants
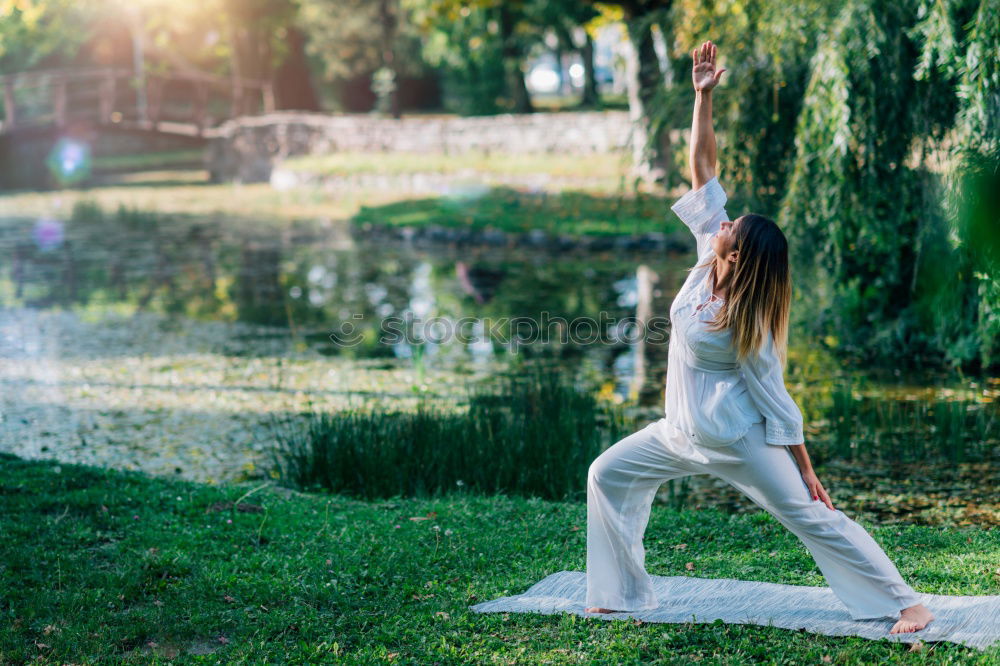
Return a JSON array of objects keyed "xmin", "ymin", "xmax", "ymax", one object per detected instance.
[{"xmin": 586, "ymin": 418, "xmax": 923, "ymax": 620}]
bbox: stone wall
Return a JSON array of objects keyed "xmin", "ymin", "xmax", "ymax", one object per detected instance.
[{"xmin": 206, "ymin": 110, "xmax": 634, "ymax": 183}]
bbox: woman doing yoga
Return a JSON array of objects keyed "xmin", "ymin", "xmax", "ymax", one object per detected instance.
[{"xmin": 583, "ymin": 40, "xmax": 934, "ymax": 635}]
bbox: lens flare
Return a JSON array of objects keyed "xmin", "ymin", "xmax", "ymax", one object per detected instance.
[
  {"xmin": 45, "ymin": 138, "xmax": 92, "ymax": 185},
  {"xmin": 32, "ymin": 217, "xmax": 64, "ymax": 251}
]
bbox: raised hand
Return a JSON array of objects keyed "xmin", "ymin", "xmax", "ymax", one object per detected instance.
[{"xmin": 692, "ymin": 40, "xmax": 727, "ymax": 92}]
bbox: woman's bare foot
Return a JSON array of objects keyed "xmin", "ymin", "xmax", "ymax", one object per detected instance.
[
  {"xmin": 584, "ymin": 606, "xmax": 618, "ymax": 614},
  {"xmin": 889, "ymin": 603, "xmax": 934, "ymax": 634}
]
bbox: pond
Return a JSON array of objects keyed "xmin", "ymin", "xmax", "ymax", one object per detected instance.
[{"xmin": 0, "ymin": 206, "xmax": 685, "ymax": 475}]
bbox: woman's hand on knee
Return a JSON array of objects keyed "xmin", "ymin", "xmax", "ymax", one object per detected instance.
[{"xmin": 800, "ymin": 470, "xmax": 835, "ymax": 511}]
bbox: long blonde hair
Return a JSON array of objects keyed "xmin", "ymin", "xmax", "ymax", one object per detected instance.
[{"xmin": 693, "ymin": 213, "xmax": 792, "ymax": 368}]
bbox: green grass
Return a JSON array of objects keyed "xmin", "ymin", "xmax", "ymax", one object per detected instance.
[
  {"xmin": 3, "ymin": 451, "xmax": 998, "ymax": 663},
  {"xmin": 281, "ymin": 149, "xmax": 633, "ymax": 180},
  {"xmin": 92, "ymin": 150, "xmax": 205, "ymax": 172}
]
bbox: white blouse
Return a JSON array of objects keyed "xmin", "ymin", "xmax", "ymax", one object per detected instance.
[{"xmin": 663, "ymin": 176, "xmax": 805, "ymax": 448}]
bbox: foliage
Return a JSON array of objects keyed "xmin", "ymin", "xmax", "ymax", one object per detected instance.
[
  {"xmin": 777, "ymin": 0, "xmax": 1000, "ymax": 371},
  {"xmin": 297, "ymin": 0, "xmax": 431, "ymax": 81},
  {"xmin": 668, "ymin": 0, "xmax": 837, "ymax": 210},
  {"xmin": 943, "ymin": 150, "xmax": 1000, "ymax": 369},
  {"xmin": 0, "ymin": 0, "xmax": 88, "ymax": 73},
  {"xmin": 404, "ymin": 0, "xmax": 600, "ymax": 115},
  {"xmin": 916, "ymin": 0, "xmax": 1000, "ymax": 370},
  {"xmin": 662, "ymin": 0, "xmax": 997, "ymax": 372},
  {"xmin": 404, "ymin": 0, "xmax": 510, "ymax": 114}
]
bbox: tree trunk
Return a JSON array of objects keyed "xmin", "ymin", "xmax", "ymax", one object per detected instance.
[
  {"xmin": 656, "ymin": 14, "xmax": 684, "ymax": 89},
  {"xmin": 227, "ymin": 20, "xmax": 245, "ymax": 117},
  {"xmin": 498, "ymin": 3, "xmax": 534, "ymax": 113},
  {"xmin": 623, "ymin": 11, "xmax": 669, "ymax": 189},
  {"xmin": 580, "ymin": 32, "xmax": 600, "ymax": 108},
  {"xmin": 272, "ymin": 26, "xmax": 321, "ymax": 111},
  {"xmin": 554, "ymin": 45, "xmax": 565, "ymax": 96},
  {"xmin": 655, "ymin": 14, "xmax": 683, "ymax": 189},
  {"xmin": 378, "ymin": 0, "xmax": 401, "ymax": 118}
]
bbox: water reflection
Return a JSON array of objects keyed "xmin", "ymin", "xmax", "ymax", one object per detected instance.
[{"xmin": 1, "ymin": 210, "xmax": 682, "ymax": 400}]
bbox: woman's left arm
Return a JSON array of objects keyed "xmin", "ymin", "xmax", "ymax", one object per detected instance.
[{"xmin": 738, "ymin": 332, "xmax": 805, "ymax": 447}]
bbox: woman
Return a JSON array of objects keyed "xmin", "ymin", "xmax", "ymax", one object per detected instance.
[{"xmin": 584, "ymin": 40, "xmax": 934, "ymax": 635}]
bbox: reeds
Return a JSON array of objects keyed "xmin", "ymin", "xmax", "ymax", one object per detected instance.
[
  {"xmin": 824, "ymin": 376, "xmax": 996, "ymax": 464},
  {"xmin": 266, "ymin": 364, "xmax": 630, "ymax": 501}
]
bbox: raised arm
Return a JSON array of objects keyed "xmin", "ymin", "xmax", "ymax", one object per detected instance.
[{"xmin": 689, "ymin": 41, "xmax": 727, "ymax": 191}]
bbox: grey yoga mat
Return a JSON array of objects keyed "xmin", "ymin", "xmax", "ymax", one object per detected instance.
[{"xmin": 469, "ymin": 570, "xmax": 1000, "ymax": 651}]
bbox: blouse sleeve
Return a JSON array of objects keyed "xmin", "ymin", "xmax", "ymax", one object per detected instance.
[
  {"xmin": 669, "ymin": 176, "xmax": 729, "ymax": 261},
  {"xmin": 738, "ymin": 332, "xmax": 805, "ymax": 446}
]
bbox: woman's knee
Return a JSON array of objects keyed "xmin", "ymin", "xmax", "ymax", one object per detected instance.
[{"xmin": 588, "ymin": 454, "xmax": 615, "ymax": 488}]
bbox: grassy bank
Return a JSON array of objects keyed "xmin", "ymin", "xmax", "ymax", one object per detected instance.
[
  {"xmin": 0, "ymin": 175, "xmax": 377, "ymax": 227},
  {"xmin": 352, "ymin": 186, "xmax": 683, "ymax": 237},
  {"xmin": 0, "ymin": 148, "xmax": 694, "ymax": 238},
  {"xmin": 2, "ymin": 452, "xmax": 998, "ymax": 663}
]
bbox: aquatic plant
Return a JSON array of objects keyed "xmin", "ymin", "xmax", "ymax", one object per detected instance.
[{"xmin": 266, "ymin": 363, "xmax": 630, "ymax": 501}]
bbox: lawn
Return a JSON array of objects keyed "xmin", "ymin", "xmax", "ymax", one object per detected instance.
[{"xmin": 3, "ymin": 451, "xmax": 998, "ymax": 663}]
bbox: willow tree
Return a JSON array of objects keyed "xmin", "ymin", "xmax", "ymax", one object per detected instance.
[
  {"xmin": 911, "ymin": 0, "xmax": 1000, "ymax": 370},
  {"xmin": 669, "ymin": 0, "xmax": 841, "ymax": 211},
  {"xmin": 780, "ymin": 0, "xmax": 999, "ymax": 371}
]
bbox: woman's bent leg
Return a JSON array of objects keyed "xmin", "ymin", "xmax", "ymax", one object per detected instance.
[
  {"xmin": 586, "ymin": 421, "xmax": 694, "ymax": 611},
  {"xmin": 715, "ymin": 421, "xmax": 923, "ymax": 620}
]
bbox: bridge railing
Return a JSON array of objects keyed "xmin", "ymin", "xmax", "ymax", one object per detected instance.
[{"xmin": 0, "ymin": 66, "xmax": 274, "ymax": 136}]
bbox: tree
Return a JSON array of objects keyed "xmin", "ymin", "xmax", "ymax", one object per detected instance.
[
  {"xmin": 300, "ymin": 0, "xmax": 435, "ymax": 113},
  {"xmin": 0, "ymin": 0, "xmax": 87, "ymax": 74},
  {"xmin": 580, "ymin": 0, "xmax": 675, "ymax": 189},
  {"xmin": 528, "ymin": 0, "xmax": 602, "ymax": 107},
  {"xmin": 910, "ymin": 0, "xmax": 1000, "ymax": 370},
  {"xmin": 405, "ymin": 0, "xmax": 540, "ymax": 114},
  {"xmin": 669, "ymin": 0, "xmax": 841, "ymax": 211},
  {"xmin": 222, "ymin": 0, "xmax": 320, "ymax": 112},
  {"xmin": 780, "ymin": 0, "xmax": 1000, "ymax": 371},
  {"xmin": 89, "ymin": 0, "xmax": 321, "ymax": 112}
]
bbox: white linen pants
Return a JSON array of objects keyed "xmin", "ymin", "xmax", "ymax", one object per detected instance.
[{"xmin": 586, "ymin": 418, "xmax": 923, "ymax": 620}]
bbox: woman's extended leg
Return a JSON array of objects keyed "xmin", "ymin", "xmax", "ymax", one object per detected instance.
[
  {"xmin": 714, "ymin": 421, "xmax": 925, "ymax": 621},
  {"xmin": 586, "ymin": 421, "xmax": 696, "ymax": 612}
]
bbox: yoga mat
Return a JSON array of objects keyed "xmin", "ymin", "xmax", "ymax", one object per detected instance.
[{"xmin": 469, "ymin": 571, "xmax": 1000, "ymax": 651}]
